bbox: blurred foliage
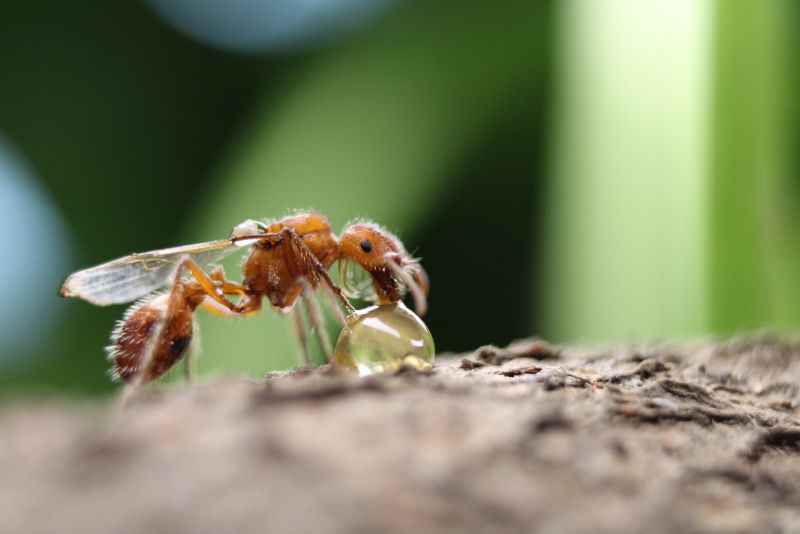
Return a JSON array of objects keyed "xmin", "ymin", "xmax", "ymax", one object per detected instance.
[
  {"xmin": 0, "ymin": 0, "xmax": 799, "ymax": 396},
  {"xmin": 709, "ymin": 0, "xmax": 800, "ymax": 331},
  {"xmin": 541, "ymin": 1, "xmax": 711, "ymax": 341}
]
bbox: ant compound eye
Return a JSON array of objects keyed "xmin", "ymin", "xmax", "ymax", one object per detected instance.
[{"xmin": 359, "ymin": 239, "xmax": 373, "ymax": 253}]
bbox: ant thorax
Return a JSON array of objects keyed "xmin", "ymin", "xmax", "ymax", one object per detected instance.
[{"xmin": 238, "ymin": 214, "xmax": 340, "ymax": 310}]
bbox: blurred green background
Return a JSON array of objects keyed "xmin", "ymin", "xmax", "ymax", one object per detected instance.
[{"xmin": 0, "ymin": 0, "xmax": 798, "ymax": 395}]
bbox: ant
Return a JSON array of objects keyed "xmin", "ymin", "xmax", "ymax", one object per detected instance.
[{"xmin": 60, "ymin": 212, "xmax": 428, "ymax": 389}]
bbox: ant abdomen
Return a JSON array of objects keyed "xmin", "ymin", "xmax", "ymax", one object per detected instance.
[{"xmin": 107, "ymin": 291, "xmax": 196, "ymax": 383}]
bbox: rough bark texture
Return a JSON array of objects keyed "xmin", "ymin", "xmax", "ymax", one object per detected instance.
[{"xmin": 2, "ymin": 336, "xmax": 800, "ymax": 533}]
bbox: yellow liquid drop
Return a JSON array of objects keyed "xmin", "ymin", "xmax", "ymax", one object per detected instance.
[{"xmin": 334, "ymin": 302, "xmax": 435, "ymax": 376}]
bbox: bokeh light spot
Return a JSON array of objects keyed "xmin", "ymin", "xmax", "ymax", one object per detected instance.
[
  {"xmin": 0, "ymin": 138, "xmax": 72, "ymax": 367},
  {"xmin": 147, "ymin": 0, "xmax": 395, "ymax": 53}
]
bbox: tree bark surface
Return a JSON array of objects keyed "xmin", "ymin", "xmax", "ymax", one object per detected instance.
[{"xmin": 1, "ymin": 337, "xmax": 799, "ymax": 533}]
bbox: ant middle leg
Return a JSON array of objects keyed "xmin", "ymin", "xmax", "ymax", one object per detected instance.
[
  {"xmin": 292, "ymin": 306, "xmax": 312, "ymax": 367},
  {"xmin": 300, "ymin": 278, "xmax": 334, "ymax": 364}
]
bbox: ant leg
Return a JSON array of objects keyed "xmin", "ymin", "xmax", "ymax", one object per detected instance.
[
  {"xmin": 300, "ymin": 278, "xmax": 334, "ymax": 364},
  {"xmin": 208, "ymin": 265, "xmax": 264, "ymax": 316},
  {"xmin": 320, "ymin": 283, "xmax": 346, "ymax": 326},
  {"xmin": 292, "ymin": 307, "xmax": 312, "ymax": 367},
  {"xmin": 407, "ymin": 262, "xmax": 430, "ymax": 296},
  {"xmin": 199, "ymin": 291, "xmax": 261, "ymax": 317},
  {"xmin": 387, "ymin": 259, "xmax": 428, "ymax": 316},
  {"xmin": 282, "ymin": 228, "xmax": 356, "ymax": 316},
  {"xmin": 180, "ymin": 259, "xmax": 243, "ymax": 312},
  {"xmin": 209, "ymin": 265, "xmax": 245, "ymax": 296},
  {"xmin": 180, "ymin": 257, "xmax": 263, "ymax": 314},
  {"xmin": 201, "ymin": 285, "xmax": 314, "ymax": 368}
]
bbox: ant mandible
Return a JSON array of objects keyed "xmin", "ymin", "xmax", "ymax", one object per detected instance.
[{"xmin": 60, "ymin": 212, "xmax": 428, "ymax": 389}]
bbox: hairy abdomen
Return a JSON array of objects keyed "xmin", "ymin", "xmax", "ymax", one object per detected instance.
[{"xmin": 107, "ymin": 293, "xmax": 195, "ymax": 383}]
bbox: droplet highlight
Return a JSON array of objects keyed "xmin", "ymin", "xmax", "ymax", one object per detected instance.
[{"xmin": 334, "ymin": 302, "xmax": 434, "ymax": 376}]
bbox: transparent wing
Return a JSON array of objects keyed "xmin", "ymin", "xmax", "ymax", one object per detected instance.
[{"xmin": 60, "ymin": 239, "xmax": 243, "ymax": 306}]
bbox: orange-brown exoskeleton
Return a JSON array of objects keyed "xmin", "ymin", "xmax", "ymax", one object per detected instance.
[
  {"xmin": 337, "ymin": 221, "xmax": 429, "ymax": 316},
  {"xmin": 59, "ymin": 212, "xmax": 428, "ymax": 390}
]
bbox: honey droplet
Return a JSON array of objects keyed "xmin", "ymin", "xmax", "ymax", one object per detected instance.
[{"xmin": 334, "ymin": 302, "xmax": 435, "ymax": 376}]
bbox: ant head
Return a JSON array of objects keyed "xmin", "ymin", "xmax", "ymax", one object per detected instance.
[
  {"xmin": 339, "ymin": 222, "xmax": 401, "ymax": 271},
  {"xmin": 338, "ymin": 222, "xmax": 429, "ymax": 315}
]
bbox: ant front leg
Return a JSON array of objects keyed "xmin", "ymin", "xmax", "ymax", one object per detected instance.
[
  {"xmin": 281, "ymin": 228, "xmax": 356, "ymax": 316},
  {"xmin": 281, "ymin": 228, "xmax": 356, "ymax": 364}
]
